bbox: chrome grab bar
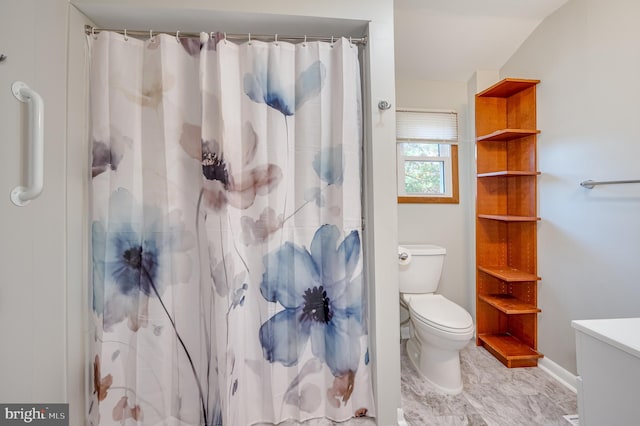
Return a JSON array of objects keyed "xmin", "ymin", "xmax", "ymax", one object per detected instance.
[{"xmin": 580, "ymin": 179, "xmax": 640, "ymax": 189}]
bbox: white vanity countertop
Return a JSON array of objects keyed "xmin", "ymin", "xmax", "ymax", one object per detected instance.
[{"xmin": 572, "ymin": 317, "xmax": 640, "ymax": 360}]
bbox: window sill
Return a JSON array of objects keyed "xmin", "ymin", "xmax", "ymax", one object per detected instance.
[{"xmin": 397, "ymin": 195, "xmax": 459, "ymax": 204}]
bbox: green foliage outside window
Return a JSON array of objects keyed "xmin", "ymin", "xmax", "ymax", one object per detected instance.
[
  {"xmin": 404, "ymin": 161, "xmax": 443, "ymax": 194},
  {"xmin": 398, "ymin": 143, "xmax": 447, "ymax": 194}
]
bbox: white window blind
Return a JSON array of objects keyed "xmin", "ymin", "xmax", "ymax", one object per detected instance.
[{"xmin": 396, "ymin": 110, "xmax": 458, "ymax": 142}]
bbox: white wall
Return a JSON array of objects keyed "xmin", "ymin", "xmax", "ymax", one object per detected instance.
[
  {"xmin": 0, "ymin": 4, "xmax": 90, "ymax": 424},
  {"xmin": 465, "ymin": 70, "xmax": 500, "ymax": 320},
  {"xmin": 395, "ymin": 79, "xmax": 474, "ymax": 312},
  {"xmin": 69, "ymin": 1, "xmax": 400, "ymax": 424},
  {"xmin": 501, "ymin": 0, "xmax": 640, "ymax": 374},
  {"xmin": 0, "ymin": 0, "xmax": 69, "ymax": 403}
]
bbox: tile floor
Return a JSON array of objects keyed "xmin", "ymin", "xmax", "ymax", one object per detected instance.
[{"xmin": 400, "ymin": 340, "xmax": 578, "ymax": 426}]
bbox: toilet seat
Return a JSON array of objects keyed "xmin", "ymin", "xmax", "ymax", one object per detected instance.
[{"xmin": 403, "ymin": 294, "xmax": 473, "ymax": 334}]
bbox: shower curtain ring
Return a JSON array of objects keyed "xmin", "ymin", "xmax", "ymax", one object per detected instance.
[
  {"xmin": 275, "ymin": 34, "xmax": 278, "ymax": 45},
  {"xmin": 303, "ymin": 35, "xmax": 307, "ymax": 46},
  {"xmin": 123, "ymin": 29, "xmax": 128, "ymax": 41},
  {"xmin": 248, "ymin": 33, "xmax": 251, "ymax": 45},
  {"xmin": 149, "ymin": 30, "xmax": 153, "ymax": 41},
  {"xmin": 224, "ymin": 32, "xmax": 227, "ymax": 44},
  {"xmin": 176, "ymin": 30, "xmax": 181, "ymax": 43},
  {"xmin": 331, "ymin": 36, "xmax": 334, "ymax": 47},
  {"xmin": 91, "ymin": 27, "xmax": 97, "ymax": 39}
]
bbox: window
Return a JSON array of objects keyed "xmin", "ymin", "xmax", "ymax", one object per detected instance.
[{"xmin": 396, "ymin": 110, "xmax": 459, "ymax": 204}]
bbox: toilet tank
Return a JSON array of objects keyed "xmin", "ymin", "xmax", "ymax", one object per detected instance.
[{"xmin": 398, "ymin": 244, "xmax": 446, "ymax": 294}]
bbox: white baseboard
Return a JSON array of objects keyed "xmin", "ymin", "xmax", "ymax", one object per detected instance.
[{"xmin": 538, "ymin": 356, "xmax": 578, "ymax": 393}]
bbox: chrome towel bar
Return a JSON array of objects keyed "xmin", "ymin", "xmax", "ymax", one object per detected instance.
[{"xmin": 580, "ymin": 179, "xmax": 640, "ymax": 189}]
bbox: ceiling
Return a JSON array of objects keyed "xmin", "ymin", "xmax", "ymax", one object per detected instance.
[
  {"xmin": 75, "ymin": 3, "xmax": 369, "ymax": 38},
  {"xmin": 394, "ymin": 0, "xmax": 569, "ymax": 82},
  {"xmin": 77, "ymin": 0, "xmax": 569, "ymax": 83}
]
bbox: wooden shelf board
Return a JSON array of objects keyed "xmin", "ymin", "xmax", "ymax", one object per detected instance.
[
  {"xmin": 478, "ymin": 266, "xmax": 540, "ymax": 282},
  {"xmin": 477, "ymin": 129, "xmax": 540, "ymax": 142},
  {"xmin": 477, "ymin": 171, "xmax": 541, "ymax": 178},
  {"xmin": 478, "ymin": 214, "xmax": 540, "ymax": 222},
  {"xmin": 478, "ymin": 334, "xmax": 543, "ymax": 368},
  {"xmin": 478, "ymin": 294, "xmax": 541, "ymax": 314},
  {"xmin": 476, "ymin": 78, "xmax": 540, "ymax": 98}
]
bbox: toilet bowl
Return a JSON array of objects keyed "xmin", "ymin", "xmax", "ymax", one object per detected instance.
[
  {"xmin": 398, "ymin": 244, "xmax": 474, "ymax": 394},
  {"xmin": 402, "ymin": 293, "xmax": 474, "ymax": 394}
]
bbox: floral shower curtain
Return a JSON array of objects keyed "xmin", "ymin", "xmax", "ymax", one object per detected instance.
[{"xmin": 88, "ymin": 30, "xmax": 373, "ymax": 425}]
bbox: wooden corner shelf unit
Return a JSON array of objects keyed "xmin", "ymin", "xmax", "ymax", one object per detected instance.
[{"xmin": 475, "ymin": 78, "xmax": 543, "ymax": 368}]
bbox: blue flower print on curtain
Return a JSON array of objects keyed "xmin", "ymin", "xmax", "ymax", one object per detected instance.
[
  {"xmin": 313, "ymin": 145, "xmax": 344, "ymax": 186},
  {"xmin": 244, "ymin": 59, "xmax": 326, "ymax": 115},
  {"xmin": 92, "ymin": 188, "xmax": 194, "ymax": 331},
  {"xmin": 302, "ymin": 144, "xmax": 345, "ymax": 209},
  {"xmin": 259, "ymin": 224, "xmax": 364, "ymax": 382}
]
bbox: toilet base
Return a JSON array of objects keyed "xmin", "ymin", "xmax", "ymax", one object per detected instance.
[{"xmin": 406, "ymin": 337, "xmax": 464, "ymax": 395}]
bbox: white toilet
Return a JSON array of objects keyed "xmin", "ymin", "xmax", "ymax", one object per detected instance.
[{"xmin": 398, "ymin": 244, "xmax": 474, "ymax": 395}]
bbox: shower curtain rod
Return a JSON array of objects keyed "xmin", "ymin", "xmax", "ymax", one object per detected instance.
[{"xmin": 85, "ymin": 25, "xmax": 367, "ymax": 46}]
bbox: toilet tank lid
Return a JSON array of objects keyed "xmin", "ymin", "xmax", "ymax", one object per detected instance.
[{"xmin": 399, "ymin": 244, "xmax": 446, "ymax": 255}]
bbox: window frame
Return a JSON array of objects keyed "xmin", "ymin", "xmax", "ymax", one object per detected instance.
[
  {"xmin": 397, "ymin": 144, "xmax": 452, "ymax": 197},
  {"xmin": 396, "ymin": 109, "xmax": 460, "ymax": 204}
]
